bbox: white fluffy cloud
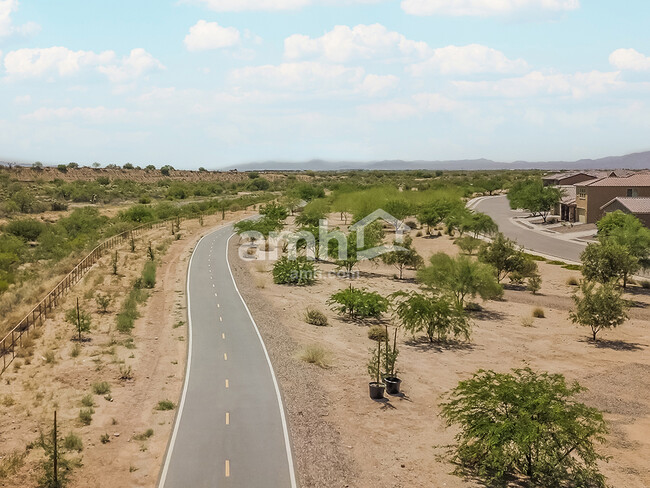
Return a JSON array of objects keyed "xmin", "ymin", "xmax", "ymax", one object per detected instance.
[
  {"xmin": 3, "ymin": 47, "xmax": 164, "ymax": 82},
  {"xmin": 230, "ymin": 61, "xmax": 397, "ymax": 97},
  {"xmin": 0, "ymin": 0, "xmax": 39, "ymax": 38},
  {"xmin": 22, "ymin": 106, "xmax": 128, "ymax": 123},
  {"xmin": 187, "ymin": 0, "xmax": 383, "ymax": 11},
  {"xmin": 609, "ymin": 48, "xmax": 650, "ymax": 72},
  {"xmin": 97, "ymin": 49, "xmax": 165, "ymax": 83},
  {"xmin": 410, "ymin": 44, "xmax": 527, "ymax": 75},
  {"xmin": 454, "ymin": 70, "xmax": 622, "ymax": 99},
  {"xmin": 284, "ymin": 23, "xmax": 429, "ymax": 63},
  {"xmin": 184, "ymin": 20, "xmax": 241, "ymax": 51},
  {"xmin": 401, "ymin": 0, "xmax": 579, "ymax": 16},
  {"xmin": 186, "ymin": 0, "xmax": 309, "ymax": 11}
]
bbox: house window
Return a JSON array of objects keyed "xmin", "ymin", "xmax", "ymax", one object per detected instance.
[
  {"xmin": 577, "ymin": 188, "xmax": 586, "ymax": 199},
  {"xmin": 627, "ymin": 188, "xmax": 638, "ymax": 197}
]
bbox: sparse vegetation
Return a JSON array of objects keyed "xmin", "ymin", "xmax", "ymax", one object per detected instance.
[
  {"xmin": 79, "ymin": 407, "xmax": 94, "ymax": 425},
  {"xmin": 532, "ymin": 307, "xmax": 545, "ymax": 318},
  {"xmin": 155, "ymin": 400, "xmax": 176, "ymax": 411},
  {"xmin": 91, "ymin": 381, "xmax": 111, "ymax": 395},
  {"xmin": 328, "ymin": 286, "xmax": 388, "ymax": 320},
  {"xmin": 272, "ymin": 256, "xmax": 317, "ymax": 285},
  {"xmin": 299, "ymin": 344, "xmax": 331, "ymax": 368},
  {"xmin": 304, "ymin": 308, "xmax": 328, "ymax": 326}
]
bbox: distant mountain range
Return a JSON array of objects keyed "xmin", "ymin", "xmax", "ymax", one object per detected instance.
[{"xmin": 223, "ymin": 150, "xmax": 650, "ymax": 172}]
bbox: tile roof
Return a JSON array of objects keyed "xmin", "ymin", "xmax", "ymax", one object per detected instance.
[
  {"xmin": 601, "ymin": 197, "xmax": 650, "ymax": 214},
  {"xmin": 543, "ymin": 171, "xmax": 603, "ymax": 181},
  {"xmin": 582, "ymin": 173, "xmax": 650, "ymax": 187},
  {"xmin": 558, "ymin": 185, "xmax": 576, "ymax": 205}
]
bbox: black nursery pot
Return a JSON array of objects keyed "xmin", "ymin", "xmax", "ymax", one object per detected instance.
[
  {"xmin": 383, "ymin": 376, "xmax": 402, "ymax": 395},
  {"xmin": 369, "ymin": 382, "xmax": 385, "ymax": 399}
]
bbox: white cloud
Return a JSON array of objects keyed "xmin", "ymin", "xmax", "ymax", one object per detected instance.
[
  {"xmin": 13, "ymin": 94, "xmax": 30, "ymax": 104},
  {"xmin": 97, "ymin": 48, "xmax": 165, "ymax": 83},
  {"xmin": 454, "ymin": 70, "xmax": 622, "ymax": 99},
  {"xmin": 284, "ymin": 23, "xmax": 429, "ymax": 63},
  {"xmin": 231, "ymin": 61, "xmax": 364, "ymax": 92},
  {"xmin": 360, "ymin": 74, "xmax": 400, "ymax": 96},
  {"xmin": 412, "ymin": 92, "xmax": 458, "ymax": 112},
  {"xmin": 0, "ymin": 0, "xmax": 39, "ymax": 38},
  {"xmin": 360, "ymin": 101, "xmax": 419, "ymax": 120},
  {"xmin": 186, "ymin": 0, "xmax": 310, "ymax": 11},
  {"xmin": 4, "ymin": 47, "xmax": 114, "ymax": 78},
  {"xmin": 184, "ymin": 20, "xmax": 241, "ymax": 51},
  {"xmin": 360, "ymin": 92, "xmax": 458, "ymax": 120},
  {"xmin": 4, "ymin": 46, "xmax": 164, "ymax": 82},
  {"xmin": 22, "ymin": 106, "xmax": 128, "ymax": 123},
  {"xmin": 410, "ymin": 44, "xmax": 527, "ymax": 75},
  {"xmin": 401, "ymin": 0, "xmax": 579, "ymax": 16},
  {"xmin": 609, "ymin": 48, "xmax": 650, "ymax": 72}
]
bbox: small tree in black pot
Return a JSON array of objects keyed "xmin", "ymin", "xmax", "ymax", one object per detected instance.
[
  {"xmin": 367, "ymin": 341, "xmax": 385, "ymax": 400},
  {"xmin": 382, "ymin": 326, "xmax": 401, "ymax": 395}
]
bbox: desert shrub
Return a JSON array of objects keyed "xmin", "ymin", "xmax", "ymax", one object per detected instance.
[
  {"xmin": 119, "ymin": 365, "xmax": 133, "ymax": 381},
  {"xmin": 100, "ymin": 433, "xmax": 110, "ymax": 444},
  {"xmin": 304, "ymin": 308, "xmax": 328, "ymax": 326},
  {"xmin": 367, "ymin": 324, "xmax": 388, "ymax": 342},
  {"xmin": 328, "ymin": 286, "xmax": 388, "ymax": 319},
  {"xmin": 133, "ymin": 429, "xmax": 154, "ymax": 441},
  {"xmin": 63, "ymin": 433, "xmax": 83, "ymax": 452},
  {"xmin": 5, "ymin": 219, "xmax": 46, "ymax": 241},
  {"xmin": 299, "ymin": 345, "xmax": 331, "ymax": 368},
  {"xmin": 156, "ymin": 400, "xmax": 176, "ymax": 411},
  {"xmin": 441, "ymin": 368, "xmax": 608, "ymax": 487},
  {"xmin": 142, "ymin": 261, "xmax": 156, "ymax": 288},
  {"xmin": 521, "ymin": 316, "xmax": 534, "ymax": 327},
  {"xmin": 567, "ymin": 276, "xmax": 579, "ymax": 286},
  {"xmin": 0, "ymin": 450, "xmax": 26, "ymax": 478},
  {"xmin": 65, "ymin": 305, "xmax": 91, "ymax": 340},
  {"xmin": 532, "ymin": 307, "xmax": 545, "ymax": 318},
  {"xmin": 272, "ymin": 256, "xmax": 317, "ymax": 285},
  {"xmin": 95, "ymin": 294, "xmax": 111, "ymax": 313},
  {"xmin": 81, "ymin": 394, "xmax": 94, "ymax": 407},
  {"xmin": 79, "ymin": 408, "xmax": 94, "ymax": 425},
  {"xmin": 91, "ymin": 381, "xmax": 111, "ymax": 395},
  {"xmin": 527, "ymin": 273, "xmax": 542, "ymax": 294}
]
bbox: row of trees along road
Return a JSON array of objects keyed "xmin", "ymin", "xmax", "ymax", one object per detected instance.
[{"xmin": 507, "ymin": 178, "xmax": 562, "ymax": 223}]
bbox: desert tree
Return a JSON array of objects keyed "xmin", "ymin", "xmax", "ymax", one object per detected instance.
[
  {"xmin": 441, "ymin": 368, "xmax": 608, "ymax": 487},
  {"xmin": 454, "ymin": 236, "xmax": 482, "ymax": 255},
  {"xmin": 570, "ymin": 280, "xmax": 629, "ymax": 341},
  {"xmin": 417, "ymin": 252, "xmax": 502, "ymax": 308},
  {"xmin": 478, "ymin": 232, "xmax": 538, "ymax": 283},
  {"xmin": 581, "ymin": 241, "xmax": 639, "ymax": 288},
  {"xmin": 380, "ymin": 236, "xmax": 424, "ymax": 279},
  {"xmin": 65, "ymin": 298, "xmax": 91, "ymax": 341},
  {"xmin": 391, "ymin": 290, "xmax": 471, "ymax": 343}
]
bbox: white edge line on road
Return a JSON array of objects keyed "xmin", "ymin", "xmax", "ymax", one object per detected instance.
[
  {"xmin": 157, "ymin": 232, "xmax": 208, "ymax": 488},
  {"xmin": 225, "ymin": 232, "xmax": 299, "ymax": 488}
]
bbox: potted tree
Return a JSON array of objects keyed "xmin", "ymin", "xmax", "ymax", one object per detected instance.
[
  {"xmin": 368, "ymin": 341, "xmax": 385, "ymax": 400},
  {"xmin": 382, "ymin": 326, "xmax": 401, "ymax": 395}
]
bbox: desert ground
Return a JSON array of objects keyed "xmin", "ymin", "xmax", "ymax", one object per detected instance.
[
  {"xmin": 0, "ymin": 209, "xmax": 253, "ymax": 487},
  {"xmin": 230, "ymin": 213, "xmax": 650, "ymax": 488}
]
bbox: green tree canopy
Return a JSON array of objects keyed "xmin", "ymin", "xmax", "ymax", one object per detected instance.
[
  {"xmin": 507, "ymin": 179, "xmax": 561, "ymax": 223},
  {"xmin": 570, "ymin": 280, "xmax": 629, "ymax": 341},
  {"xmin": 417, "ymin": 252, "xmax": 502, "ymax": 307},
  {"xmin": 391, "ymin": 290, "xmax": 471, "ymax": 342},
  {"xmin": 581, "ymin": 241, "xmax": 639, "ymax": 288},
  {"xmin": 380, "ymin": 235, "xmax": 424, "ymax": 279},
  {"xmin": 478, "ymin": 232, "xmax": 538, "ymax": 283},
  {"xmin": 441, "ymin": 368, "xmax": 608, "ymax": 487}
]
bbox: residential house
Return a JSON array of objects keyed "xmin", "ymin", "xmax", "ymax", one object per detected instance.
[
  {"xmin": 600, "ymin": 197, "xmax": 650, "ymax": 228},
  {"xmin": 542, "ymin": 171, "xmax": 604, "ymax": 187},
  {"xmin": 575, "ymin": 173, "xmax": 650, "ymax": 223}
]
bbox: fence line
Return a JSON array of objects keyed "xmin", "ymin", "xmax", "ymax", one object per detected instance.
[{"xmin": 0, "ymin": 217, "xmax": 182, "ymax": 375}]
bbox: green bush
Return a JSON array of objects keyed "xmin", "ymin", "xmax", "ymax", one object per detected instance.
[
  {"xmin": 142, "ymin": 261, "xmax": 156, "ymax": 288},
  {"xmin": 5, "ymin": 219, "xmax": 46, "ymax": 241},
  {"xmin": 532, "ymin": 307, "xmax": 545, "ymax": 318},
  {"xmin": 155, "ymin": 400, "xmax": 176, "ymax": 411},
  {"xmin": 63, "ymin": 432, "xmax": 83, "ymax": 452},
  {"xmin": 79, "ymin": 408, "xmax": 94, "ymax": 425},
  {"xmin": 272, "ymin": 256, "xmax": 317, "ymax": 285},
  {"xmin": 92, "ymin": 382, "xmax": 111, "ymax": 395},
  {"xmin": 328, "ymin": 286, "xmax": 388, "ymax": 319}
]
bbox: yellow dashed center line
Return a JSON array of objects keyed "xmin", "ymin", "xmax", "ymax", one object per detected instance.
[
  {"xmin": 224, "ymin": 353, "xmax": 228, "ymax": 361},
  {"xmin": 225, "ymin": 460, "xmax": 230, "ymax": 478},
  {"xmin": 222, "ymin": 333, "xmax": 225, "ymax": 339},
  {"xmin": 225, "ymin": 379, "xmax": 229, "ymax": 388},
  {"xmin": 219, "ymin": 316, "xmax": 223, "ymax": 322},
  {"xmin": 226, "ymin": 412, "xmax": 230, "ymax": 425}
]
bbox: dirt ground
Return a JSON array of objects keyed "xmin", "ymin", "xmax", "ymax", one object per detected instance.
[
  {"xmin": 0, "ymin": 209, "xmax": 252, "ymax": 487},
  {"xmin": 232, "ymin": 213, "xmax": 650, "ymax": 488}
]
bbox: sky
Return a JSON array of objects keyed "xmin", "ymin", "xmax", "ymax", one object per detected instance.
[{"xmin": 1, "ymin": 0, "xmax": 650, "ymax": 169}]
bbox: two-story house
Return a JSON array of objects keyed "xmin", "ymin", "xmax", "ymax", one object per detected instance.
[{"xmin": 575, "ymin": 173, "xmax": 650, "ymax": 223}]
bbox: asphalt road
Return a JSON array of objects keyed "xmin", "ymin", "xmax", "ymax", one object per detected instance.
[
  {"xmin": 158, "ymin": 224, "xmax": 297, "ymax": 488},
  {"xmin": 472, "ymin": 195, "xmax": 586, "ymax": 262}
]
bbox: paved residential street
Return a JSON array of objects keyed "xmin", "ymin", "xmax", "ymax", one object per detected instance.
[
  {"xmin": 472, "ymin": 195, "xmax": 587, "ymax": 262},
  {"xmin": 159, "ymin": 225, "xmax": 296, "ymax": 488}
]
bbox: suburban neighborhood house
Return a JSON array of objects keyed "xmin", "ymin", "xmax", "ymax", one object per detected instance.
[
  {"xmin": 542, "ymin": 171, "xmax": 604, "ymax": 187},
  {"xmin": 575, "ymin": 173, "xmax": 650, "ymax": 224},
  {"xmin": 601, "ymin": 197, "xmax": 650, "ymax": 227}
]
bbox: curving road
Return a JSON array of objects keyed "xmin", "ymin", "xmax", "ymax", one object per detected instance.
[
  {"xmin": 158, "ymin": 224, "xmax": 297, "ymax": 488},
  {"xmin": 472, "ymin": 195, "xmax": 586, "ymax": 262}
]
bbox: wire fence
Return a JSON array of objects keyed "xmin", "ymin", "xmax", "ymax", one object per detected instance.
[{"xmin": 0, "ymin": 217, "xmax": 181, "ymax": 375}]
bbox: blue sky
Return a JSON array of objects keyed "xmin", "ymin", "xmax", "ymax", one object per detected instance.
[{"xmin": 1, "ymin": 0, "xmax": 649, "ymax": 169}]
